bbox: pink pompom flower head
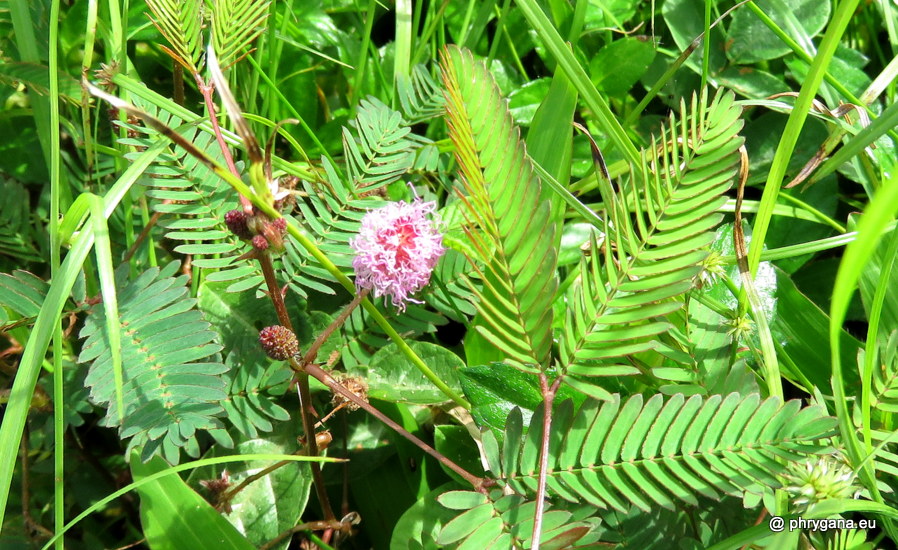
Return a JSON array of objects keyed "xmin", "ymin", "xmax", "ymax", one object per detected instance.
[{"xmin": 351, "ymin": 197, "xmax": 445, "ymax": 311}]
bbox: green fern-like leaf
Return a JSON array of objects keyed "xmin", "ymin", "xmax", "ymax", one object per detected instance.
[
  {"xmin": 79, "ymin": 262, "xmax": 232, "ymax": 464},
  {"xmin": 0, "ymin": 270, "xmax": 51, "ymax": 320},
  {"xmin": 0, "ymin": 179, "xmax": 42, "ymax": 268},
  {"xmin": 196, "ymin": 280, "xmax": 293, "ymax": 437},
  {"xmin": 279, "ymin": 161, "xmax": 382, "ymax": 298},
  {"xmin": 145, "ymin": 0, "xmax": 204, "ymax": 72},
  {"xmin": 435, "ymin": 489, "xmax": 601, "ymax": 549},
  {"xmin": 212, "ymin": 0, "xmax": 270, "ymax": 67},
  {"xmin": 422, "ymin": 249, "xmax": 479, "ymax": 322},
  {"xmin": 869, "ymin": 331, "xmax": 898, "ymax": 414},
  {"xmin": 493, "ymin": 393, "xmax": 836, "ymax": 513},
  {"xmin": 396, "ymin": 64, "xmax": 446, "ymax": 124},
  {"xmin": 861, "ymin": 429, "xmax": 898, "ymax": 495},
  {"xmin": 441, "ymin": 45, "xmax": 558, "ymax": 371},
  {"xmin": 592, "ymin": 496, "xmax": 759, "ymax": 549},
  {"xmin": 343, "ymin": 97, "xmax": 425, "ymax": 192},
  {"xmin": 220, "ymin": 348, "xmax": 292, "ymax": 438},
  {"xmin": 283, "ymin": 100, "xmax": 432, "ymax": 293},
  {"xmin": 559, "ymin": 89, "xmax": 744, "ymax": 380}
]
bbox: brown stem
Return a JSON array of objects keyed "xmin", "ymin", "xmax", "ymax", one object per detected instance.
[
  {"xmin": 260, "ymin": 518, "xmax": 355, "ymax": 550},
  {"xmin": 299, "ymin": 288, "xmax": 369, "ymax": 368},
  {"xmin": 257, "ymin": 252, "xmax": 335, "ymax": 521},
  {"xmin": 112, "ymin": 538, "xmax": 148, "ymax": 550},
  {"xmin": 304, "ymin": 363, "xmax": 489, "ymax": 492},
  {"xmin": 341, "ymin": 411, "xmax": 351, "ymax": 518},
  {"xmin": 219, "ymin": 456, "xmax": 294, "ymax": 507},
  {"xmin": 258, "ymin": 252, "xmax": 292, "ymax": 332},
  {"xmin": 316, "ymin": 401, "xmax": 348, "ymax": 427},
  {"xmin": 122, "ymin": 207, "xmax": 165, "ymax": 263},
  {"xmin": 531, "ymin": 374, "xmax": 562, "ymax": 550},
  {"xmin": 194, "ymin": 72, "xmax": 253, "ymax": 212}
]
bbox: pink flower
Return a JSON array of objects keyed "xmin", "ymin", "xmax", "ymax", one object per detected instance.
[{"xmin": 351, "ymin": 198, "xmax": 445, "ymax": 311}]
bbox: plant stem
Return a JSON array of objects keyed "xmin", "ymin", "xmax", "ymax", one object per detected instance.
[
  {"xmin": 258, "ymin": 253, "xmax": 335, "ymax": 522},
  {"xmin": 195, "ymin": 72, "xmax": 253, "ymax": 213},
  {"xmin": 260, "ymin": 518, "xmax": 353, "ymax": 550},
  {"xmin": 220, "ymin": 456, "xmax": 294, "ymax": 506},
  {"xmin": 531, "ymin": 373, "xmax": 561, "ymax": 550},
  {"xmin": 299, "ymin": 288, "xmax": 369, "ymax": 368},
  {"xmin": 122, "ymin": 208, "xmax": 165, "ymax": 263},
  {"xmin": 303, "ymin": 363, "xmax": 489, "ymax": 492}
]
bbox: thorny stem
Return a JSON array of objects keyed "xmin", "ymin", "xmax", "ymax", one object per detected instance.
[
  {"xmin": 531, "ymin": 373, "xmax": 562, "ymax": 550},
  {"xmin": 220, "ymin": 455, "xmax": 296, "ymax": 507},
  {"xmin": 194, "ymin": 72, "xmax": 252, "ymax": 213},
  {"xmin": 299, "ymin": 288, "xmax": 369, "ymax": 368},
  {"xmin": 258, "ymin": 252, "xmax": 335, "ymax": 522},
  {"xmin": 303, "ymin": 362, "xmax": 489, "ymax": 492},
  {"xmin": 260, "ymin": 518, "xmax": 355, "ymax": 550},
  {"xmin": 199, "ymin": 68, "xmax": 336, "ymax": 522}
]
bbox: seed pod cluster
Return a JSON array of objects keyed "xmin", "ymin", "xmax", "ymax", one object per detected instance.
[{"xmin": 224, "ymin": 208, "xmax": 289, "ymax": 252}]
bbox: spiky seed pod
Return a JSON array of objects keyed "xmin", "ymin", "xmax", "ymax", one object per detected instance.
[
  {"xmin": 258, "ymin": 326, "xmax": 299, "ymax": 361},
  {"xmin": 225, "ymin": 209, "xmax": 253, "ymax": 240},
  {"xmin": 784, "ymin": 455, "xmax": 857, "ymax": 510}
]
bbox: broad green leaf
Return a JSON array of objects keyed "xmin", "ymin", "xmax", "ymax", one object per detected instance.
[
  {"xmin": 766, "ymin": 175, "xmax": 839, "ymax": 273},
  {"xmin": 717, "ymin": 67, "xmax": 789, "ymax": 99},
  {"xmin": 742, "ymin": 112, "xmax": 828, "ymax": 186},
  {"xmin": 726, "ymin": 0, "xmax": 831, "ymax": 64},
  {"xmin": 772, "ymin": 265, "xmax": 862, "ymax": 394},
  {"xmin": 661, "ymin": 0, "xmax": 727, "ymax": 74},
  {"xmin": 364, "ymin": 342, "xmax": 464, "ymax": 404},
  {"xmin": 589, "ymin": 37, "xmax": 657, "ymax": 97},
  {"xmin": 457, "ymin": 363, "xmax": 584, "ymax": 434},
  {"xmin": 350, "ymin": 451, "xmax": 423, "ymax": 549},
  {"xmin": 583, "ymin": 0, "xmax": 639, "ymax": 29},
  {"xmin": 508, "ymin": 78, "xmax": 551, "ymax": 125},
  {"xmin": 391, "ymin": 483, "xmax": 463, "ymax": 550},
  {"xmin": 786, "ymin": 44, "xmax": 872, "ymax": 98},
  {"xmin": 434, "ymin": 426, "xmax": 487, "ymax": 486}
]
